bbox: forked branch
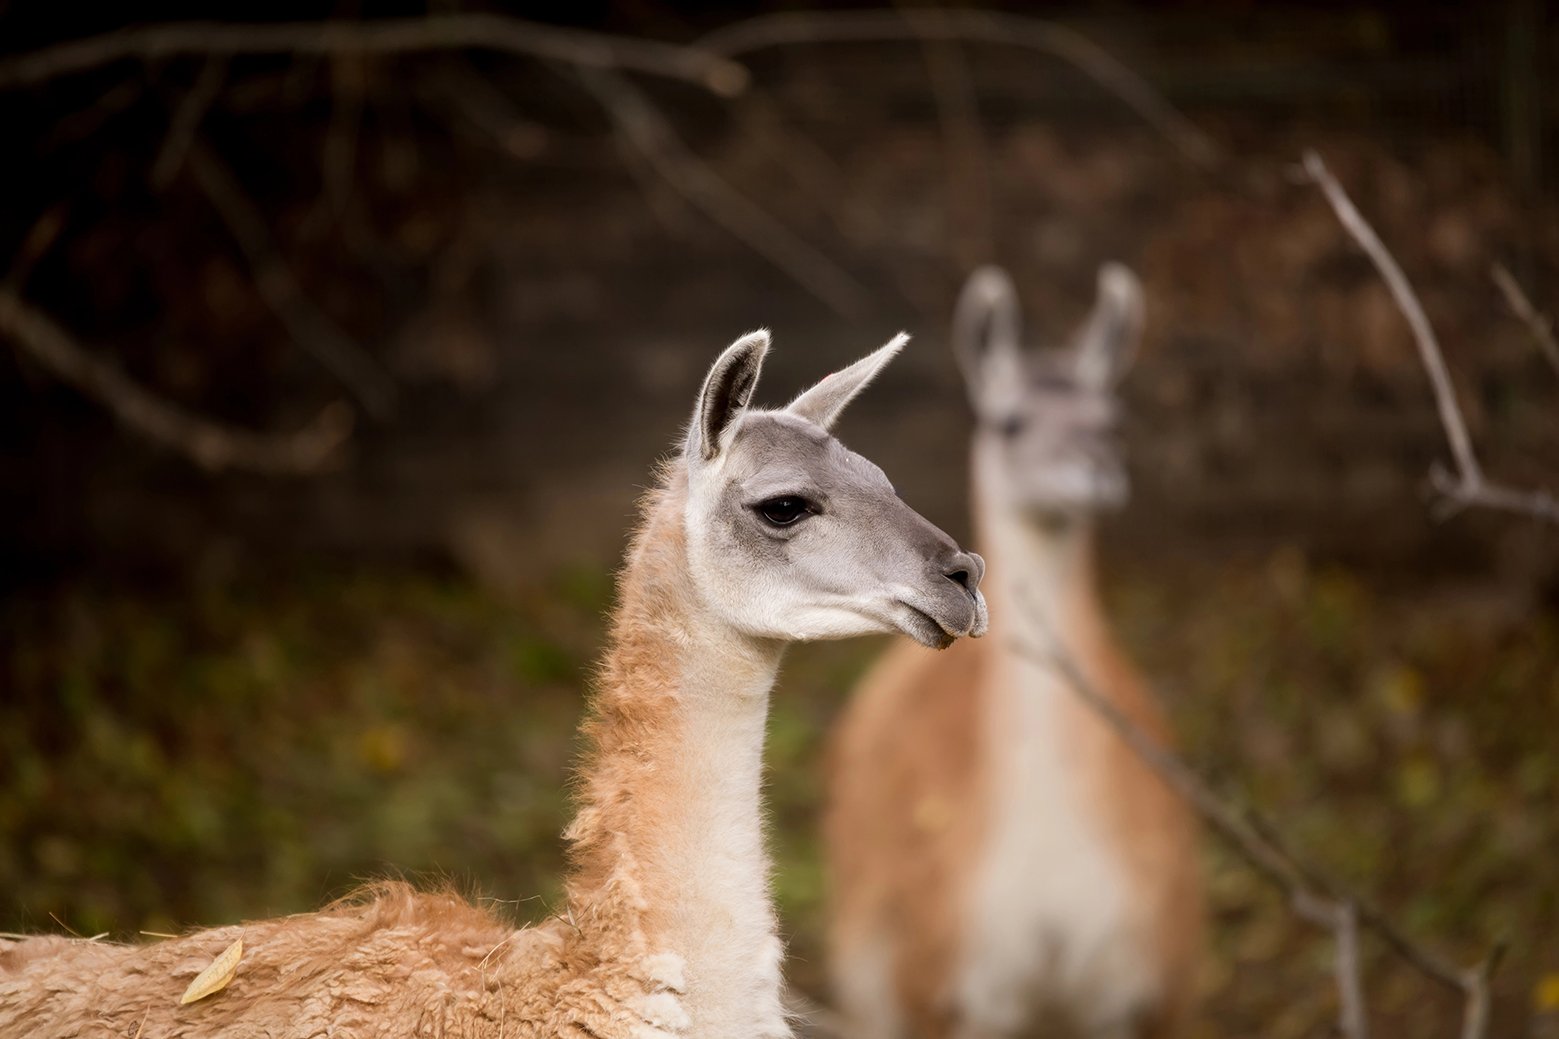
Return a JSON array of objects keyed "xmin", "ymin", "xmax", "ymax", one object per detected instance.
[
  {"xmin": 0, "ymin": 288, "xmax": 350, "ymax": 474},
  {"xmin": 1302, "ymin": 151, "xmax": 1559, "ymax": 525},
  {"xmin": 1011, "ymin": 605, "xmax": 1501, "ymax": 1039},
  {"xmin": 0, "ymin": 15, "xmax": 747, "ymax": 96}
]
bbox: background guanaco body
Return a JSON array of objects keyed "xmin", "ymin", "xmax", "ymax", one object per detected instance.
[{"xmin": 824, "ymin": 266, "xmax": 1203, "ymax": 1039}]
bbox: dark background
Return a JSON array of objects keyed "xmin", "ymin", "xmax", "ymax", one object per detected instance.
[{"xmin": 2, "ymin": 3, "xmax": 1556, "ymax": 1036}]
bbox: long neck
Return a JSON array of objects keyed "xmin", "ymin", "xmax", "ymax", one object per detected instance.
[
  {"xmin": 971, "ymin": 440, "xmax": 1110, "ymax": 657},
  {"xmin": 564, "ymin": 472, "xmax": 789, "ymax": 1038}
]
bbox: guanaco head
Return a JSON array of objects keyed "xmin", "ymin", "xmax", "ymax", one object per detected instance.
[
  {"xmin": 683, "ymin": 331, "xmax": 987, "ymax": 650},
  {"xmin": 953, "ymin": 263, "xmax": 1143, "ymax": 517}
]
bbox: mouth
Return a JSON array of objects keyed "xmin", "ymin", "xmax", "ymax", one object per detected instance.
[
  {"xmin": 893, "ymin": 592, "xmax": 989, "ymax": 650},
  {"xmin": 897, "ymin": 604, "xmax": 956, "ymax": 650}
]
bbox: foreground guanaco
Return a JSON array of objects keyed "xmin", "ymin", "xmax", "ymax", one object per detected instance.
[
  {"xmin": 2, "ymin": 329, "xmax": 988, "ymax": 1039},
  {"xmin": 824, "ymin": 267, "xmax": 1202, "ymax": 1039}
]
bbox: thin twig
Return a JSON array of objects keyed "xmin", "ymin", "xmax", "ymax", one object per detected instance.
[
  {"xmin": 0, "ymin": 287, "xmax": 352, "ymax": 474},
  {"xmin": 0, "ymin": 15, "xmax": 747, "ymax": 97},
  {"xmin": 151, "ymin": 56, "xmax": 226, "ymax": 188},
  {"xmin": 1491, "ymin": 262, "xmax": 1559, "ymax": 379},
  {"xmin": 1303, "ymin": 150, "xmax": 1559, "ymax": 526},
  {"xmin": 902, "ymin": 5, "xmax": 994, "ymax": 273},
  {"xmin": 709, "ymin": 84, "xmax": 943, "ymax": 327},
  {"xmin": 572, "ymin": 66, "xmax": 873, "ymax": 319},
  {"xmin": 698, "ymin": 8, "xmax": 1219, "ymax": 169},
  {"xmin": 1010, "ymin": 599, "xmax": 1502, "ymax": 1039},
  {"xmin": 415, "ymin": 64, "xmax": 554, "ymax": 163},
  {"xmin": 185, "ymin": 140, "xmax": 397, "ymax": 417}
]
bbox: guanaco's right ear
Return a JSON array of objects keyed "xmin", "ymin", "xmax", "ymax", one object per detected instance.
[
  {"xmin": 1072, "ymin": 263, "xmax": 1143, "ymax": 389},
  {"xmin": 688, "ymin": 329, "xmax": 769, "ymax": 461},
  {"xmin": 952, "ymin": 266, "xmax": 1023, "ymax": 404}
]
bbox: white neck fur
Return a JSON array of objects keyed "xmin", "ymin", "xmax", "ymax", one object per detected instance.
[{"xmin": 655, "ymin": 618, "xmax": 790, "ymax": 1039}]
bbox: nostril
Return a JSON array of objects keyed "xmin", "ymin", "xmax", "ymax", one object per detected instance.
[{"xmin": 942, "ymin": 551, "xmax": 984, "ymax": 594}]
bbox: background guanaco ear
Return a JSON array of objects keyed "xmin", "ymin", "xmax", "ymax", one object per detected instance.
[
  {"xmin": 952, "ymin": 266, "xmax": 1024, "ymax": 406},
  {"xmin": 785, "ymin": 333, "xmax": 908, "ymax": 430},
  {"xmin": 1073, "ymin": 263, "xmax": 1143, "ymax": 389},
  {"xmin": 689, "ymin": 329, "xmax": 769, "ymax": 461}
]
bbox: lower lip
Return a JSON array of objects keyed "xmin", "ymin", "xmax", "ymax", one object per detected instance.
[{"xmin": 901, "ymin": 603, "xmax": 958, "ymax": 645}]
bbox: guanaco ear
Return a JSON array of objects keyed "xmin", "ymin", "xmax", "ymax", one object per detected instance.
[
  {"xmin": 1073, "ymin": 263, "xmax": 1143, "ymax": 389},
  {"xmin": 952, "ymin": 266, "xmax": 1024, "ymax": 405},
  {"xmin": 689, "ymin": 329, "xmax": 769, "ymax": 461},
  {"xmin": 785, "ymin": 333, "xmax": 908, "ymax": 430}
]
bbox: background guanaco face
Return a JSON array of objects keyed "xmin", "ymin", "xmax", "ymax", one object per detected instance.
[{"xmin": 954, "ymin": 264, "xmax": 1143, "ymax": 517}]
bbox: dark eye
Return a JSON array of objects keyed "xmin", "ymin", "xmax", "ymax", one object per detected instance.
[
  {"xmin": 755, "ymin": 496, "xmax": 813, "ymax": 527},
  {"xmin": 997, "ymin": 415, "xmax": 1025, "ymax": 438}
]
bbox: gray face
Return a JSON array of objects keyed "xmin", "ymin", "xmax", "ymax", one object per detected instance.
[
  {"xmin": 954, "ymin": 264, "xmax": 1142, "ymax": 517},
  {"xmin": 684, "ymin": 332, "xmax": 987, "ymax": 649}
]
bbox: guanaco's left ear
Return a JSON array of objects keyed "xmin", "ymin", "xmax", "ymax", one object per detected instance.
[
  {"xmin": 689, "ymin": 329, "xmax": 770, "ymax": 461},
  {"xmin": 1073, "ymin": 263, "xmax": 1143, "ymax": 389},
  {"xmin": 785, "ymin": 333, "xmax": 908, "ymax": 430}
]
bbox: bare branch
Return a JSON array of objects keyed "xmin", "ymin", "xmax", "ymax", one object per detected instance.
[
  {"xmin": 572, "ymin": 66, "xmax": 873, "ymax": 319},
  {"xmin": 151, "ymin": 56, "xmax": 226, "ymax": 188},
  {"xmin": 1491, "ymin": 262, "xmax": 1559, "ymax": 379},
  {"xmin": 185, "ymin": 140, "xmax": 398, "ymax": 418},
  {"xmin": 697, "ymin": 9, "xmax": 1219, "ymax": 169},
  {"xmin": 1302, "ymin": 151, "xmax": 1481, "ymax": 483},
  {"xmin": 1303, "ymin": 150, "xmax": 1559, "ymax": 526},
  {"xmin": 0, "ymin": 287, "xmax": 350, "ymax": 475},
  {"xmin": 0, "ymin": 15, "xmax": 748, "ymax": 97},
  {"xmin": 1010, "ymin": 602, "xmax": 1502, "ymax": 1039}
]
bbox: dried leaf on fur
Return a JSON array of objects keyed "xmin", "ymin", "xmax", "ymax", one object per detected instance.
[{"xmin": 178, "ymin": 937, "xmax": 242, "ymax": 1005}]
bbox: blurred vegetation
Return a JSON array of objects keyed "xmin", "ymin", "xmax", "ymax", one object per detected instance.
[{"xmin": 2, "ymin": 550, "xmax": 1555, "ymax": 1035}]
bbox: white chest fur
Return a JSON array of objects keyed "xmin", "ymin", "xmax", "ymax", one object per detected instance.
[{"xmin": 953, "ymin": 656, "xmax": 1157, "ymax": 1036}]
